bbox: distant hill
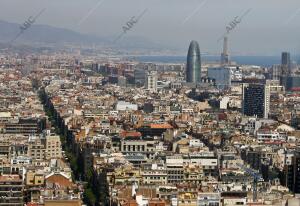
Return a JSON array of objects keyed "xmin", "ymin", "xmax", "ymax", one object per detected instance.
[
  {"xmin": 0, "ymin": 20, "xmax": 106, "ymax": 44},
  {"xmin": 0, "ymin": 20, "xmax": 164, "ymax": 50}
]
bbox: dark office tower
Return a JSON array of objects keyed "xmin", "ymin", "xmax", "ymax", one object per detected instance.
[
  {"xmin": 284, "ymin": 150, "xmax": 300, "ymax": 194},
  {"xmin": 186, "ymin": 40, "xmax": 201, "ymax": 83},
  {"xmin": 281, "ymin": 52, "xmax": 291, "ymax": 76},
  {"xmin": 134, "ymin": 68, "xmax": 146, "ymax": 87},
  {"xmin": 242, "ymin": 84, "xmax": 270, "ymax": 118},
  {"xmin": 282, "ymin": 52, "xmax": 291, "ymax": 67},
  {"xmin": 221, "ymin": 36, "xmax": 230, "ymax": 65},
  {"xmin": 91, "ymin": 63, "xmax": 99, "ymax": 72}
]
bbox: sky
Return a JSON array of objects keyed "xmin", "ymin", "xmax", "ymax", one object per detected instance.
[{"xmin": 0, "ymin": 0, "xmax": 300, "ymax": 55}]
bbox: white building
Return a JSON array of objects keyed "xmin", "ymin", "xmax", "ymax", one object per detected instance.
[
  {"xmin": 145, "ymin": 71, "xmax": 158, "ymax": 92},
  {"xmin": 220, "ymin": 96, "xmax": 230, "ymax": 109},
  {"xmin": 256, "ymin": 130, "xmax": 286, "ymax": 142},
  {"xmin": 115, "ymin": 101, "xmax": 138, "ymax": 111}
]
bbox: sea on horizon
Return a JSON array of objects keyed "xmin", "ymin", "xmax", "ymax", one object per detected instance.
[{"xmin": 130, "ymin": 55, "xmax": 292, "ymax": 67}]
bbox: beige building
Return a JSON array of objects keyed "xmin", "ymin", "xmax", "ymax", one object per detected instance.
[
  {"xmin": 28, "ymin": 133, "xmax": 62, "ymax": 160},
  {"xmin": 26, "ymin": 170, "xmax": 45, "ymax": 186},
  {"xmin": 177, "ymin": 192, "xmax": 198, "ymax": 206},
  {"xmin": 46, "ymin": 135, "xmax": 62, "ymax": 160},
  {"xmin": 28, "ymin": 136, "xmax": 46, "ymax": 160},
  {"xmin": 44, "ymin": 199, "xmax": 82, "ymax": 206},
  {"xmin": 142, "ymin": 164, "xmax": 168, "ymax": 185}
]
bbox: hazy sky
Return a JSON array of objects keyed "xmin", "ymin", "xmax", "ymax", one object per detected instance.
[{"xmin": 1, "ymin": 0, "xmax": 300, "ymax": 55}]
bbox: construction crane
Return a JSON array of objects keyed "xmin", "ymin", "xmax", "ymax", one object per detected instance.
[{"xmin": 237, "ymin": 163, "xmax": 263, "ymax": 203}]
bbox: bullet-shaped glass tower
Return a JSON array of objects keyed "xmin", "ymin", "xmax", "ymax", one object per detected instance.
[{"xmin": 186, "ymin": 40, "xmax": 201, "ymax": 83}]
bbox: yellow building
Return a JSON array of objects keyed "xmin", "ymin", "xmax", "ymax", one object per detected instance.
[
  {"xmin": 177, "ymin": 192, "xmax": 198, "ymax": 206},
  {"xmin": 26, "ymin": 170, "xmax": 45, "ymax": 186}
]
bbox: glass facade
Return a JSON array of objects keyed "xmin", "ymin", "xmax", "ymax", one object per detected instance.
[
  {"xmin": 207, "ymin": 67, "xmax": 231, "ymax": 90},
  {"xmin": 242, "ymin": 84, "xmax": 265, "ymax": 118},
  {"xmin": 186, "ymin": 41, "xmax": 201, "ymax": 83}
]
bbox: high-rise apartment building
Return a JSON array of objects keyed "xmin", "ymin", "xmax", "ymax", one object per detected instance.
[
  {"xmin": 145, "ymin": 71, "xmax": 158, "ymax": 92},
  {"xmin": 271, "ymin": 65, "xmax": 281, "ymax": 80},
  {"xmin": 284, "ymin": 150, "xmax": 300, "ymax": 194},
  {"xmin": 242, "ymin": 84, "xmax": 270, "ymax": 118}
]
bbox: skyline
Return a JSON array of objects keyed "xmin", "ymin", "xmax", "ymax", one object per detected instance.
[
  {"xmin": 1, "ymin": 0, "xmax": 300, "ymax": 55},
  {"xmin": 2, "ymin": 2, "xmax": 300, "ymax": 205}
]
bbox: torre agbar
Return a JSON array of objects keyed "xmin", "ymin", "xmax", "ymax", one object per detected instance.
[{"xmin": 186, "ymin": 40, "xmax": 201, "ymax": 83}]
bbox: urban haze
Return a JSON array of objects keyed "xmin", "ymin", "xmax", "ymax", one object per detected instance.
[{"xmin": 1, "ymin": 1, "xmax": 300, "ymax": 206}]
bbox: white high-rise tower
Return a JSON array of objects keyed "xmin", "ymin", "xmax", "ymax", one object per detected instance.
[{"xmin": 145, "ymin": 71, "xmax": 158, "ymax": 92}]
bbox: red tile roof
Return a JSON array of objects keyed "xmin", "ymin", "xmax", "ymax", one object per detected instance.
[
  {"xmin": 120, "ymin": 131, "xmax": 142, "ymax": 138},
  {"xmin": 150, "ymin": 123, "xmax": 173, "ymax": 129}
]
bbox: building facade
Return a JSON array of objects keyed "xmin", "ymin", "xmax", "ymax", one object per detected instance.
[
  {"xmin": 145, "ymin": 71, "xmax": 158, "ymax": 92},
  {"xmin": 242, "ymin": 84, "xmax": 270, "ymax": 118},
  {"xmin": 207, "ymin": 67, "xmax": 231, "ymax": 90},
  {"xmin": 186, "ymin": 41, "xmax": 201, "ymax": 84}
]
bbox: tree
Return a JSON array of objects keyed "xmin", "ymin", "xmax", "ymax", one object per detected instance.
[{"xmin": 83, "ymin": 188, "xmax": 97, "ymax": 206}]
